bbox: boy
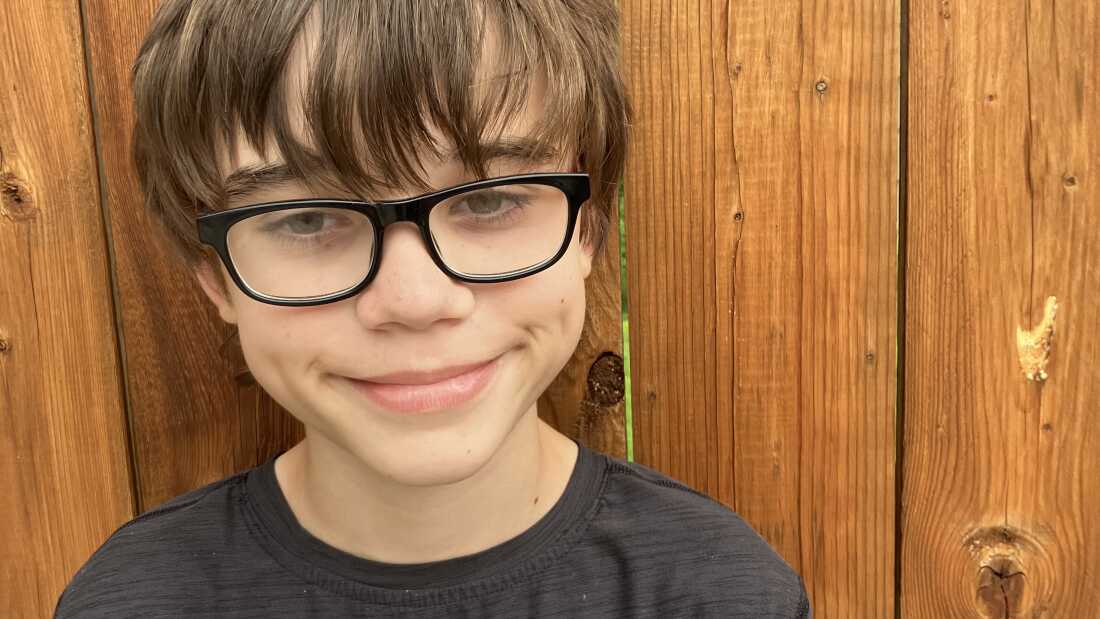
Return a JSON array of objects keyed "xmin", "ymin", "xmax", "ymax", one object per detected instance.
[{"xmin": 56, "ymin": 1, "xmax": 810, "ymax": 616}]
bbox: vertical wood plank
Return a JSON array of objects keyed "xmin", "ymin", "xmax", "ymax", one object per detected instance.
[
  {"xmin": 1019, "ymin": 0, "xmax": 1100, "ymax": 608},
  {"xmin": 0, "ymin": 1, "xmax": 133, "ymax": 615},
  {"xmin": 81, "ymin": 0, "xmax": 623, "ymax": 515},
  {"xmin": 621, "ymin": 1, "xmax": 899, "ymax": 616},
  {"xmin": 793, "ymin": 3, "xmax": 900, "ymax": 614},
  {"xmin": 904, "ymin": 0, "xmax": 1100, "ymax": 615}
]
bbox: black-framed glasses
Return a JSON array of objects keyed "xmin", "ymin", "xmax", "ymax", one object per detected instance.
[{"xmin": 196, "ymin": 172, "xmax": 590, "ymax": 307}]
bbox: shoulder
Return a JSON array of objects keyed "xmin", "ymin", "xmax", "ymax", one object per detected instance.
[
  {"xmin": 590, "ymin": 453, "xmax": 811, "ymax": 617},
  {"xmin": 53, "ymin": 470, "xmax": 248, "ymax": 618}
]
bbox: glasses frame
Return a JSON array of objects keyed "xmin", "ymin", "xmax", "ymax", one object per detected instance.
[{"xmin": 196, "ymin": 172, "xmax": 590, "ymax": 307}]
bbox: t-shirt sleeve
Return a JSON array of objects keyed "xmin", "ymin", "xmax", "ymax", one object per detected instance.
[
  {"xmin": 54, "ymin": 524, "xmax": 152, "ymax": 619},
  {"xmin": 600, "ymin": 457, "xmax": 812, "ymax": 617},
  {"xmin": 692, "ymin": 518, "xmax": 813, "ymax": 617},
  {"xmin": 53, "ymin": 477, "xmax": 240, "ymax": 618}
]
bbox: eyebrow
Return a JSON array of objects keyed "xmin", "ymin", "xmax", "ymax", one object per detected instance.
[{"xmin": 222, "ymin": 137, "xmax": 562, "ymax": 202}]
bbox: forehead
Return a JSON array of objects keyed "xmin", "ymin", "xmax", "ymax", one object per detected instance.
[{"xmin": 217, "ymin": 5, "xmax": 562, "ymax": 202}]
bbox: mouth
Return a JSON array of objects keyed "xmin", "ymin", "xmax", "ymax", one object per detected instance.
[{"xmin": 342, "ymin": 355, "xmax": 502, "ymax": 415}]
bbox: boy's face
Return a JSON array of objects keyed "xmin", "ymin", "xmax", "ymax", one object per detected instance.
[{"xmin": 195, "ymin": 24, "xmax": 594, "ymax": 486}]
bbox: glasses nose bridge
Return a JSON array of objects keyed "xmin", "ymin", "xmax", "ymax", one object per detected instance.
[{"xmin": 373, "ymin": 196, "xmax": 435, "ymax": 231}]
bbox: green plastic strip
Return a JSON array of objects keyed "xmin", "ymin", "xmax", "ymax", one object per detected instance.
[{"xmin": 617, "ymin": 181, "xmax": 634, "ymax": 462}]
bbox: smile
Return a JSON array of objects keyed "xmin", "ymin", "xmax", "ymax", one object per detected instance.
[{"xmin": 343, "ymin": 356, "xmax": 501, "ymax": 415}]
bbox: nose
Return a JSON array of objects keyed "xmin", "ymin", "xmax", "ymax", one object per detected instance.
[{"xmin": 354, "ymin": 222, "xmax": 475, "ymax": 330}]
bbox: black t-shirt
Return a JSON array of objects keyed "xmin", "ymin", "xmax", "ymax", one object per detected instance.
[{"xmin": 55, "ymin": 440, "xmax": 811, "ymax": 617}]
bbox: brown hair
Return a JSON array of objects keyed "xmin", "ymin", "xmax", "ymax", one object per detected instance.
[{"xmin": 131, "ymin": 0, "xmax": 632, "ymax": 292}]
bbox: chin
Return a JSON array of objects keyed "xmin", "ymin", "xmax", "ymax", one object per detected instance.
[{"xmin": 366, "ymin": 441, "xmax": 500, "ymax": 487}]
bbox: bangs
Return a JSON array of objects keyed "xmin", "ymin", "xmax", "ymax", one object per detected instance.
[
  {"xmin": 135, "ymin": 0, "xmax": 587, "ymax": 207},
  {"xmin": 132, "ymin": 0, "xmax": 630, "ymax": 268}
]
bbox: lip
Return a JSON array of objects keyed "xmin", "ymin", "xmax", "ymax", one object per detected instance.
[
  {"xmin": 343, "ymin": 356, "xmax": 501, "ymax": 415},
  {"xmin": 356, "ymin": 358, "xmax": 498, "ymax": 385}
]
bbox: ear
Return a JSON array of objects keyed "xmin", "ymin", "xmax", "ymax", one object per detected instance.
[
  {"xmin": 578, "ymin": 234, "xmax": 595, "ymax": 280},
  {"xmin": 194, "ymin": 261, "xmax": 239, "ymax": 325},
  {"xmin": 573, "ymin": 154, "xmax": 595, "ymax": 280}
]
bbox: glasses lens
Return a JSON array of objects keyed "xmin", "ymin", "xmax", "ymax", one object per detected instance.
[
  {"xmin": 227, "ymin": 206, "xmax": 374, "ymax": 300},
  {"xmin": 428, "ymin": 183, "xmax": 570, "ymax": 277}
]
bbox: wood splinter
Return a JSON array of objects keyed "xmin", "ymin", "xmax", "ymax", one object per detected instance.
[{"xmin": 1015, "ymin": 296, "xmax": 1058, "ymax": 382}]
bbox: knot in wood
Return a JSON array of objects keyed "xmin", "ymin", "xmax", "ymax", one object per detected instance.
[
  {"xmin": 977, "ymin": 558, "xmax": 1026, "ymax": 619},
  {"xmin": 1, "ymin": 172, "xmax": 36, "ymax": 222},
  {"xmin": 964, "ymin": 524, "xmax": 1047, "ymax": 618},
  {"xmin": 814, "ymin": 79, "xmax": 829, "ymax": 93},
  {"xmin": 586, "ymin": 352, "xmax": 624, "ymax": 406}
]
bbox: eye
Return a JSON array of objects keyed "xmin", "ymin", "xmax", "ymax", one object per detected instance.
[
  {"xmin": 278, "ymin": 210, "xmax": 328, "ymax": 235},
  {"xmin": 251, "ymin": 207, "xmax": 367, "ymax": 248},
  {"xmin": 261, "ymin": 209, "xmax": 344, "ymax": 237},
  {"xmin": 447, "ymin": 191, "xmax": 531, "ymax": 221}
]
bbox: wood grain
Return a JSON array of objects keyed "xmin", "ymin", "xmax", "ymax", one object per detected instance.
[
  {"xmin": 903, "ymin": 0, "xmax": 1100, "ymax": 615},
  {"xmin": 620, "ymin": 1, "xmax": 900, "ymax": 616},
  {"xmin": 0, "ymin": 1, "xmax": 133, "ymax": 616}
]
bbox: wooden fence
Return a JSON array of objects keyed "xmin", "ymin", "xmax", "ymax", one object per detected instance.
[{"xmin": 2, "ymin": 1, "xmax": 1096, "ymax": 617}]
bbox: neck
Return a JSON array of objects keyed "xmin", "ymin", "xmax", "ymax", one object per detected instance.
[{"xmin": 275, "ymin": 409, "xmax": 578, "ymax": 564}]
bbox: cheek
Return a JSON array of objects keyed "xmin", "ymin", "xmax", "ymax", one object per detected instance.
[
  {"xmin": 233, "ymin": 303, "xmax": 326, "ymax": 382},
  {"xmin": 483, "ymin": 257, "xmax": 588, "ymax": 348},
  {"xmin": 548, "ymin": 244, "xmax": 591, "ymax": 332}
]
